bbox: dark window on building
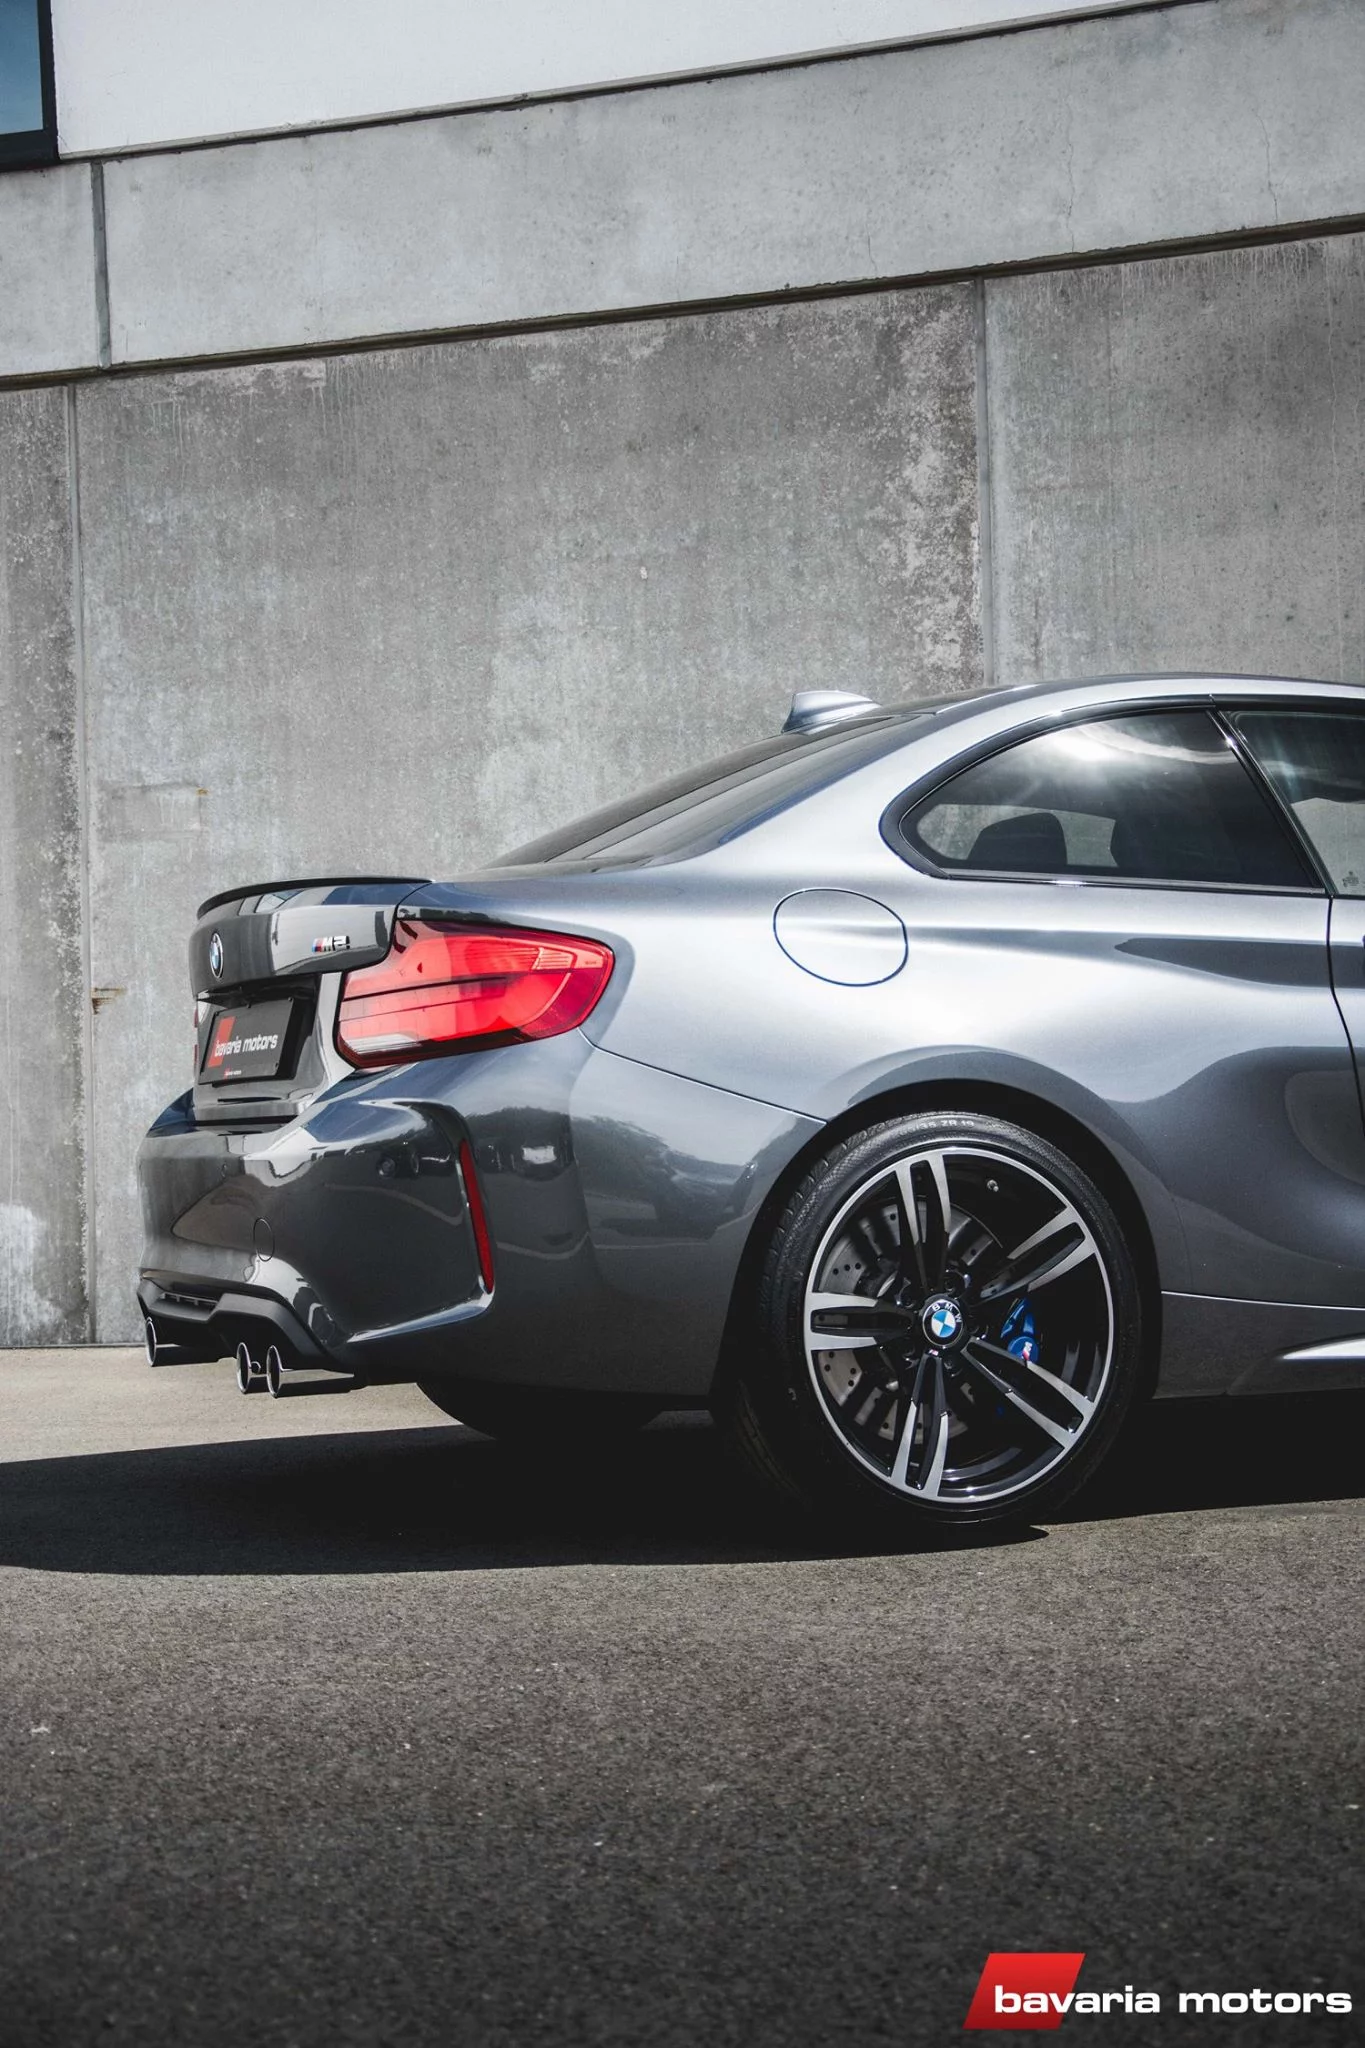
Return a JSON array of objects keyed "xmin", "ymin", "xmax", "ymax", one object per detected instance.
[
  {"xmin": 1237, "ymin": 710, "xmax": 1365, "ymax": 895},
  {"xmin": 898, "ymin": 709, "xmax": 1312, "ymax": 890},
  {"xmin": 0, "ymin": 0, "xmax": 56, "ymax": 168}
]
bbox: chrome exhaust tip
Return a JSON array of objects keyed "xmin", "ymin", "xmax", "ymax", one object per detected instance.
[
  {"xmin": 144, "ymin": 1316, "xmax": 160, "ymax": 1367},
  {"xmin": 265, "ymin": 1343, "xmax": 286, "ymax": 1399},
  {"xmin": 235, "ymin": 1341, "xmax": 258, "ymax": 1394}
]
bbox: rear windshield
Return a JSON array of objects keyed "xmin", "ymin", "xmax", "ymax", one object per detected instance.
[{"xmin": 497, "ymin": 703, "xmax": 951, "ymax": 867}]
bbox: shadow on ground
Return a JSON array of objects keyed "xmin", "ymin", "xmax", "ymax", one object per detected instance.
[{"xmin": 1, "ymin": 1390, "xmax": 1360, "ymax": 1579}]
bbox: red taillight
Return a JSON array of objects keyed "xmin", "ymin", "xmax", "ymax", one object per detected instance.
[{"xmin": 335, "ymin": 920, "xmax": 614, "ymax": 1067}]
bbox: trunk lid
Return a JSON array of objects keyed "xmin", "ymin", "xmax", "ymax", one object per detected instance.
[{"xmin": 190, "ymin": 877, "xmax": 427, "ymax": 1122}]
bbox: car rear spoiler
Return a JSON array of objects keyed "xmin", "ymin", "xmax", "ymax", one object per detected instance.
[{"xmin": 197, "ymin": 875, "xmax": 430, "ymax": 918}]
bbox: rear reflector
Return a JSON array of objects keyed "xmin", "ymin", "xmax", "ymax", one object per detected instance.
[
  {"xmin": 335, "ymin": 920, "xmax": 613, "ymax": 1067},
  {"xmin": 459, "ymin": 1140, "xmax": 495, "ymax": 1292}
]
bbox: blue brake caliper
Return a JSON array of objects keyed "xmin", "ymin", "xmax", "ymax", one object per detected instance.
[{"xmin": 1000, "ymin": 1296, "xmax": 1037, "ymax": 1367}]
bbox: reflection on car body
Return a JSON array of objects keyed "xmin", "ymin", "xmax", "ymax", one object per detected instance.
[{"xmin": 138, "ymin": 674, "xmax": 1365, "ymax": 1525}]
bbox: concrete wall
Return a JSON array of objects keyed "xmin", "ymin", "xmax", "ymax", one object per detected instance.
[
  {"xmin": 987, "ymin": 235, "xmax": 1365, "ymax": 685},
  {"xmin": 0, "ymin": 164, "xmax": 99, "ymax": 378},
  {"xmin": 0, "ymin": 388, "xmax": 87, "ymax": 1343},
  {"xmin": 76, "ymin": 293, "xmax": 980, "ymax": 1330},
  {"xmin": 36, "ymin": 224, "xmax": 1365, "ymax": 1342},
  {"xmin": 7, "ymin": 1, "xmax": 1365, "ymax": 379},
  {"xmin": 2, "ymin": 0, "xmax": 1364, "ymax": 1341},
  {"xmin": 95, "ymin": 0, "xmax": 1365, "ymax": 367}
]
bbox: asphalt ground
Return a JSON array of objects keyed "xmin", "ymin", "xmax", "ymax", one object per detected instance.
[{"xmin": 0, "ymin": 1350, "xmax": 1360, "ymax": 2048}]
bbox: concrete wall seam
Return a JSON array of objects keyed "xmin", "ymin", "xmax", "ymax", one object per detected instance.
[
  {"xmin": 971, "ymin": 278, "xmax": 997, "ymax": 694},
  {"xmin": 90, "ymin": 162, "xmax": 111, "ymax": 371},
  {"xmin": 64, "ymin": 384, "xmax": 96, "ymax": 1342},
  {"xmin": 0, "ymin": 388, "xmax": 89, "ymax": 1343}
]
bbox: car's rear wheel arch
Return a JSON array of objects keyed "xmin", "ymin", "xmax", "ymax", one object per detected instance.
[{"xmin": 716, "ymin": 1078, "xmax": 1162, "ymax": 1401}]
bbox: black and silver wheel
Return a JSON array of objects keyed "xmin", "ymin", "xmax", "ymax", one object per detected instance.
[{"xmin": 725, "ymin": 1112, "xmax": 1142, "ymax": 1529}]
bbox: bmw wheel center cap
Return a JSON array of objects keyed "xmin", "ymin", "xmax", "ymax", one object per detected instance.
[{"xmin": 922, "ymin": 1295, "xmax": 965, "ymax": 1348}]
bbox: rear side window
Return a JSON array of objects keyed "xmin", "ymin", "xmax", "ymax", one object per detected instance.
[
  {"xmin": 898, "ymin": 710, "xmax": 1311, "ymax": 890},
  {"xmin": 1236, "ymin": 710, "xmax": 1365, "ymax": 894},
  {"xmin": 497, "ymin": 702, "xmax": 955, "ymax": 867}
]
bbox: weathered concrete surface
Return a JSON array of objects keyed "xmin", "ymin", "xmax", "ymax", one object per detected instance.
[
  {"xmin": 76, "ymin": 291, "xmax": 980, "ymax": 1336},
  {"xmin": 0, "ymin": 162, "xmax": 99, "ymax": 378},
  {"xmin": 0, "ymin": 391, "xmax": 87, "ymax": 1342},
  {"xmin": 100, "ymin": 0, "xmax": 1365, "ymax": 371},
  {"xmin": 987, "ymin": 234, "xmax": 1365, "ymax": 685}
]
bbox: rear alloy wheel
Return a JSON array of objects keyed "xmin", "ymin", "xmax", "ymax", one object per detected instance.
[{"xmin": 725, "ymin": 1112, "xmax": 1142, "ymax": 1530}]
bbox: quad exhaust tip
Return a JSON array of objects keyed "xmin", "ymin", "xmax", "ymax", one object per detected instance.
[
  {"xmin": 144, "ymin": 1312, "xmax": 227, "ymax": 1369},
  {"xmin": 147, "ymin": 1309, "xmax": 315, "ymax": 1388},
  {"xmin": 236, "ymin": 1339, "xmax": 289, "ymax": 1397}
]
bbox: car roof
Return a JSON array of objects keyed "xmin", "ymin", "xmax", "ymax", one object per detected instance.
[
  {"xmin": 863, "ymin": 671, "xmax": 1365, "ymax": 732},
  {"xmin": 499, "ymin": 672, "xmax": 1364, "ymax": 871}
]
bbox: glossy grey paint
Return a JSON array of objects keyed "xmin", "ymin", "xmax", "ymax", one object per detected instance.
[
  {"xmin": 138, "ymin": 674, "xmax": 1365, "ymax": 1401},
  {"xmin": 139, "ymin": 1033, "xmax": 819, "ymax": 1395}
]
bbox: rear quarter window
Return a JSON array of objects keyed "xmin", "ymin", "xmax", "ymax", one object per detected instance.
[{"xmin": 895, "ymin": 709, "xmax": 1312, "ymax": 890}]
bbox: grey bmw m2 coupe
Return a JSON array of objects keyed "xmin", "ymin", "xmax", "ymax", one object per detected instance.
[{"xmin": 138, "ymin": 674, "xmax": 1365, "ymax": 1530}]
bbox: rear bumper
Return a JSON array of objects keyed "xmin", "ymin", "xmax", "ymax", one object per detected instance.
[
  {"xmin": 139, "ymin": 1276, "xmax": 330, "ymax": 1370},
  {"xmin": 137, "ymin": 1034, "xmax": 821, "ymax": 1398}
]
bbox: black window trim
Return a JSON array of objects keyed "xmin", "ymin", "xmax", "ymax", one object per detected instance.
[
  {"xmin": 879, "ymin": 697, "xmax": 1325, "ymax": 898},
  {"xmin": 0, "ymin": 0, "xmax": 57, "ymax": 171},
  {"xmin": 1220, "ymin": 701, "xmax": 1365, "ymax": 899}
]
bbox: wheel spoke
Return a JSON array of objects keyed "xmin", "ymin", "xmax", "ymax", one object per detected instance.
[
  {"xmin": 891, "ymin": 1153, "xmax": 952, "ymax": 1291},
  {"xmin": 914, "ymin": 1402, "xmax": 950, "ymax": 1498},
  {"xmin": 1015, "ymin": 1350, "xmax": 1096, "ymax": 1423},
  {"xmin": 888, "ymin": 1360, "xmax": 950, "ymax": 1497},
  {"xmin": 961, "ymin": 1340, "xmax": 1085, "ymax": 1448},
  {"xmin": 807, "ymin": 1291, "xmax": 912, "ymax": 1351},
  {"xmin": 888, "ymin": 1392, "xmax": 919, "ymax": 1488},
  {"xmin": 977, "ymin": 1202, "xmax": 1096, "ymax": 1301},
  {"xmin": 972, "ymin": 1335, "xmax": 1096, "ymax": 1421}
]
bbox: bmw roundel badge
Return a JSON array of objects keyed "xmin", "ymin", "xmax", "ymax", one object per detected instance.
[
  {"xmin": 922, "ymin": 1296, "xmax": 964, "ymax": 1347},
  {"xmin": 209, "ymin": 930, "xmax": 224, "ymax": 980}
]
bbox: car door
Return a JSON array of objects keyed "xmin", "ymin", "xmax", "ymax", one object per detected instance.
[
  {"xmin": 1234, "ymin": 704, "xmax": 1365, "ymax": 1116},
  {"xmin": 881, "ymin": 703, "xmax": 1365, "ymax": 1384}
]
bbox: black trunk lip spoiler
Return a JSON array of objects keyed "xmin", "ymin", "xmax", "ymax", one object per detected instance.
[{"xmin": 196, "ymin": 876, "xmax": 431, "ymax": 919}]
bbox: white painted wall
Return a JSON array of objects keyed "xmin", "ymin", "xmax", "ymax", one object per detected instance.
[{"xmin": 52, "ymin": 0, "xmax": 1158, "ymax": 155}]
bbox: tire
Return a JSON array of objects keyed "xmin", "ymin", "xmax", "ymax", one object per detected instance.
[
  {"xmin": 417, "ymin": 1382, "xmax": 661, "ymax": 1444},
  {"xmin": 719, "ymin": 1110, "xmax": 1144, "ymax": 1532}
]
